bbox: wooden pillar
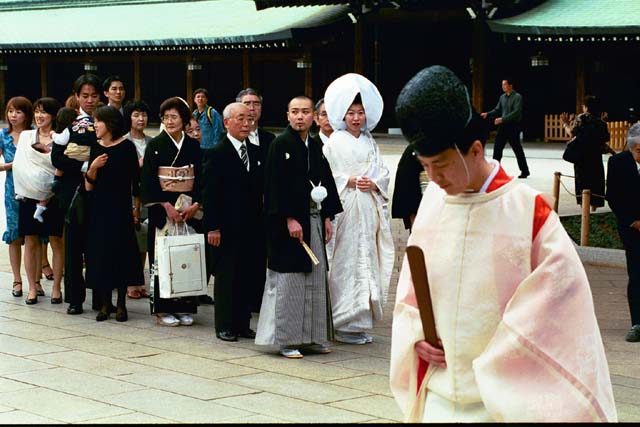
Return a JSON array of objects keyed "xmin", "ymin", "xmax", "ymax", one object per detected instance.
[
  {"xmin": 242, "ymin": 49, "xmax": 251, "ymax": 88},
  {"xmin": 373, "ymin": 23, "xmax": 381, "ymax": 86},
  {"xmin": 576, "ymin": 54, "xmax": 585, "ymax": 114},
  {"xmin": 186, "ymin": 54, "xmax": 193, "ymax": 107},
  {"xmin": 354, "ymin": 20, "xmax": 364, "ymax": 74},
  {"xmin": 471, "ymin": 19, "xmax": 486, "ymax": 112},
  {"xmin": 40, "ymin": 54, "xmax": 48, "ymax": 97},
  {"xmin": 133, "ymin": 51, "xmax": 141, "ymax": 100},
  {"xmin": 304, "ymin": 48, "xmax": 313, "ymax": 98}
]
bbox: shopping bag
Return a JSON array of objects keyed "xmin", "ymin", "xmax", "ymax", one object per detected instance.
[{"xmin": 155, "ymin": 222, "xmax": 207, "ymax": 299}]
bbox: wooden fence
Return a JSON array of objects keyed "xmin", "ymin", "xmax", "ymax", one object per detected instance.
[{"xmin": 544, "ymin": 114, "xmax": 630, "ymax": 151}]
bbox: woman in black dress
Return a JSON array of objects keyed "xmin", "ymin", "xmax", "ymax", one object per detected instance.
[
  {"xmin": 141, "ymin": 97, "xmax": 202, "ymax": 327},
  {"xmin": 561, "ymin": 95, "xmax": 611, "ymax": 212},
  {"xmin": 84, "ymin": 106, "xmax": 143, "ymax": 322}
]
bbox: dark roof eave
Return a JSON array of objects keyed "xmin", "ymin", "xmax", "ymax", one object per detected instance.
[
  {"xmin": 0, "ymin": 30, "xmax": 294, "ymax": 51},
  {"xmin": 488, "ymin": 21, "xmax": 640, "ymax": 36}
]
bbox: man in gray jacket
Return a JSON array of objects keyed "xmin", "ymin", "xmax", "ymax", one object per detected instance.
[{"xmin": 481, "ymin": 78, "xmax": 530, "ymax": 178}]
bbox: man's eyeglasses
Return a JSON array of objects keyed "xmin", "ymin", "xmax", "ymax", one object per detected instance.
[{"xmin": 243, "ymin": 101, "xmax": 262, "ymax": 107}]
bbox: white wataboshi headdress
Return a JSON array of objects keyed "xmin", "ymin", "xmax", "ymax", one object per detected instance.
[{"xmin": 324, "ymin": 73, "xmax": 383, "ymax": 132}]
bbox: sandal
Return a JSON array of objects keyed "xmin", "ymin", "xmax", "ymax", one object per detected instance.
[
  {"xmin": 138, "ymin": 288, "xmax": 151, "ymax": 298},
  {"xmin": 36, "ymin": 282, "xmax": 45, "ymax": 297},
  {"xmin": 42, "ymin": 263, "xmax": 54, "ymax": 280},
  {"xmin": 12, "ymin": 281, "xmax": 22, "ymax": 297},
  {"xmin": 127, "ymin": 289, "xmax": 142, "ymax": 299}
]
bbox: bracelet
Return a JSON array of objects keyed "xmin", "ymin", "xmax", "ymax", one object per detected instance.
[{"xmin": 85, "ymin": 174, "xmax": 97, "ymax": 185}]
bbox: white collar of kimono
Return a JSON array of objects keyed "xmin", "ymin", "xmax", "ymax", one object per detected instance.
[
  {"xmin": 166, "ymin": 129, "xmax": 185, "ymax": 149},
  {"xmin": 324, "ymin": 73, "xmax": 383, "ymax": 132},
  {"xmin": 478, "ymin": 159, "xmax": 501, "ymax": 194}
]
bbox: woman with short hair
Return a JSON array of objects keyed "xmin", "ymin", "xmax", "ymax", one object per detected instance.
[
  {"xmin": 123, "ymin": 99, "xmax": 153, "ymax": 300},
  {"xmin": 561, "ymin": 95, "xmax": 610, "ymax": 212},
  {"xmin": 141, "ymin": 97, "xmax": 202, "ymax": 327},
  {"xmin": 84, "ymin": 106, "xmax": 143, "ymax": 321},
  {"xmin": 1, "ymin": 96, "xmax": 33, "ymax": 298}
]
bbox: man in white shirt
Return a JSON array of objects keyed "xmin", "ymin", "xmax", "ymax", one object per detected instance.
[
  {"xmin": 103, "ymin": 75, "xmax": 126, "ymax": 115},
  {"xmin": 314, "ymin": 98, "xmax": 333, "ymax": 144},
  {"xmin": 236, "ymin": 88, "xmax": 275, "ymax": 167}
]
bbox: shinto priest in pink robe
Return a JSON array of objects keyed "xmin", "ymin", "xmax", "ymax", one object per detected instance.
[{"xmin": 389, "ymin": 65, "xmax": 617, "ymax": 422}]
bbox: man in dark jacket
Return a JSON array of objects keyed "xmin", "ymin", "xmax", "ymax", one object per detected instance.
[
  {"xmin": 255, "ymin": 95, "xmax": 342, "ymax": 358},
  {"xmin": 203, "ymin": 102, "xmax": 264, "ymax": 342},
  {"xmin": 51, "ymin": 74, "xmax": 101, "ymax": 315},
  {"xmin": 606, "ymin": 122, "xmax": 640, "ymax": 342},
  {"xmin": 481, "ymin": 78, "xmax": 530, "ymax": 178}
]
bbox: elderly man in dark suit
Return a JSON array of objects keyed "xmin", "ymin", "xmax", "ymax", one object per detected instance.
[
  {"xmin": 606, "ymin": 122, "xmax": 640, "ymax": 342},
  {"xmin": 203, "ymin": 102, "xmax": 264, "ymax": 342}
]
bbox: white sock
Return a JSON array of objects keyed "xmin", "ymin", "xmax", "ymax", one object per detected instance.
[{"xmin": 34, "ymin": 204, "xmax": 47, "ymax": 223}]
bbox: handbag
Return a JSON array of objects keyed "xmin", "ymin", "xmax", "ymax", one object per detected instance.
[
  {"xmin": 155, "ymin": 222, "xmax": 207, "ymax": 299},
  {"xmin": 562, "ymin": 136, "xmax": 583, "ymax": 164},
  {"xmin": 174, "ymin": 193, "xmax": 203, "ymax": 220}
]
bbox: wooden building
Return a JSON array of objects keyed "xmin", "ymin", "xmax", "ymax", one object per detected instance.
[
  {"xmin": 3, "ymin": 0, "xmax": 636, "ymax": 137},
  {"xmin": 0, "ymin": 0, "xmax": 354, "ymax": 125},
  {"xmin": 486, "ymin": 0, "xmax": 640, "ymax": 139}
]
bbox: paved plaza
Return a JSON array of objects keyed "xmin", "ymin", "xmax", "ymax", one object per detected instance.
[{"xmin": 0, "ymin": 138, "xmax": 638, "ymax": 423}]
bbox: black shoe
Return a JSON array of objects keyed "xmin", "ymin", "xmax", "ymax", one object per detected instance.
[
  {"xmin": 625, "ymin": 324, "xmax": 640, "ymax": 342},
  {"xmin": 67, "ymin": 305, "xmax": 83, "ymax": 315},
  {"xmin": 518, "ymin": 172, "xmax": 530, "ymax": 179},
  {"xmin": 238, "ymin": 329, "xmax": 256, "ymax": 339},
  {"xmin": 197, "ymin": 294, "xmax": 215, "ymax": 305},
  {"xmin": 92, "ymin": 303, "xmax": 116, "ymax": 313},
  {"xmin": 115, "ymin": 307, "xmax": 128, "ymax": 322},
  {"xmin": 51, "ymin": 297, "xmax": 63, "ymax": 304},
  {"xmin": 216, "ymin": 330, "xmax": 238, "ymax": 342},
  {"xmin": 96, "ymin": 310, "xmax": 109, "ymax": 322},
  {"xmin": 25, "ymin": 296, "xmax": 38, "ymax": 305},
  {"xmin": 11, "ymin": 281, "xmax": 22, "ymax": 297},
  {"xmin": 36, "ymin": 282, "xmax": 45, "ymax": 297}
]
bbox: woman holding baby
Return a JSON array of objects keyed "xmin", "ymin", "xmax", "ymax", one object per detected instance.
[{"xmin": 13, "ymin": 97, "xmax": 65, "ymax": 305}]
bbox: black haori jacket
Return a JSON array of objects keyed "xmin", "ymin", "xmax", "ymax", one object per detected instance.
[{"xmin": 265, "ymin": 125, "xmax": 342, "ymax": 273}]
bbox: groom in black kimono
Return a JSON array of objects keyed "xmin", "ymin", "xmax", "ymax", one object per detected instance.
[{"xmin": 203, "ymin": 102, "xmax": 264, "ymax": 342}]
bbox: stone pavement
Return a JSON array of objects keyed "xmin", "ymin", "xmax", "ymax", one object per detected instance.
[{"xmin": 0, "ymin": 139, "xmax": 638, "ymax": 423}]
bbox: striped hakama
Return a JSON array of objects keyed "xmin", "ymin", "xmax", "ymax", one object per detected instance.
[{"xmin": 255, "ymin": 209, "xmax": 334, "ymax": 346}]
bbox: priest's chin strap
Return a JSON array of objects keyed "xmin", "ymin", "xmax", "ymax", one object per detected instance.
[{"xmin": 454, "ymin": 144, "xmax": 473, "ymax": 193}]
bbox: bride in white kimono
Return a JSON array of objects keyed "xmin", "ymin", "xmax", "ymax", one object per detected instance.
[{"xmin": 322, "ymin": 74, "xmax": 395, "ymax": 345}]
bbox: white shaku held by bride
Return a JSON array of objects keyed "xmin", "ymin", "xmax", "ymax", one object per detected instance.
[{"xmin": 310, "ymin": 180, "xmax": 328, "ymax": 209}]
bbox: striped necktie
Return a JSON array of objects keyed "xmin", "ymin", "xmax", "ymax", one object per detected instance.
[{"xmin": 240, "ymin": 142, "xmax": 249, "ymax": 171}]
